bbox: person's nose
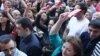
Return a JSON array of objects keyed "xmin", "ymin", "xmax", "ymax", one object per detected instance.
[
  {"xmin": 90, "ymin": 31, "xmax": 94, "ymax": 37},
  {"xmin": 62, "ymin": 48, "xmax": 66, "ymax": 54},
  {"xmin": 7, "ymin": 50, "xmax": 12, "ymax": 55}
]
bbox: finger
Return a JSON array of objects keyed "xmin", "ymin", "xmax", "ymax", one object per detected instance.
[{"xmin": 59, "ymin": 14, "xmax": 65, "ymax": 19}]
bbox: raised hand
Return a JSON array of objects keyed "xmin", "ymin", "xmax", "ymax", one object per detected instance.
[
  {"xmin": 38, "ymin": 7, "xmax": 47, "ymax": 15},
  {"xmin": 58, "ymin": 12, "xmax": 69, "ymax": 23},
  {"xmin": 50, "ymin": 12, "xmax": 69, "ymax": 35}
]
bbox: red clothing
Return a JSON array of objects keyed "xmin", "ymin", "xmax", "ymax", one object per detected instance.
[
  {"xmin": 96, "ymin": 3, "xmax": 100, "ymax": 11},
  {"xmin": 11, "ymin": 28, "xmax": 18, "ymax": 39}
]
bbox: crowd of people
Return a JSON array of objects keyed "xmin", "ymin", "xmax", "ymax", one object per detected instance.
[{"xmin": 0, "ymin": 0, "xmax": 100, "ymax": 56}]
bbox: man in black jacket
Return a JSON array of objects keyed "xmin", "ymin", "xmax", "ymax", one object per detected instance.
[
  {"xmin": 80, "ymin": 19, "xmax": 100, "ymax": 56},
  {"xmin": 16, "ymin": 17, "xmax": 42, "ymax": 56}
]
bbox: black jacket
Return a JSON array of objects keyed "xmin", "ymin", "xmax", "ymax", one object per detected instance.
[
  {"xmin": 0, "ymin": 21, "xmax": 14, "ymax": 36},
  {"xmin": 19, "ymin": 33, "xmax": 42, "ymax": 56},
  {"xmin": 80, "ymin": 32, "xmax": 100, "ymax": 56}
]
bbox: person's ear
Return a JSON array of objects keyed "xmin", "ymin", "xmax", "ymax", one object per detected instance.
[
  {"xmin": 14, "ymin": 41, "xmax": 17, "ymax": 47},
  {"xmin": 82, "ymin": 10, "xmax": 85, "ymax": 14}
]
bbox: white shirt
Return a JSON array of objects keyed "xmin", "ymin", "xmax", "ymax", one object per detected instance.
[
  {"xmin": 0, "ymin": 3, "xmax": 5, "ymax": 10},
  {"xmin": 67, "ymin": 16, "xmax": 90, "ymax": 37},
  {"xmin": 0, "ymin": 48, "xmax": 27, "ymax": 56}
]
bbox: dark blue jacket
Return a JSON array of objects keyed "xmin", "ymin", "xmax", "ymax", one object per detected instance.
[
  {"xmin": 19, "ymin": 33, "xmax": 42, "ymax": 56},
  {"xmin": 80, "ymin": 32, "xmax": 100, "ymax": 56}
]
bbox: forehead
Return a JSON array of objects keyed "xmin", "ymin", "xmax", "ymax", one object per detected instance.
[
  {"xmin": 16, "ymin": 23, "xmax": 25, "ymax": 31},
  {"xmin": 89, "ymin": 26, "xmax": 100, "ymax": 31},
  {"xmin": 2, "ymin": 40, "xmax": 15, "ymax": 49},
  {"xmin": 63, "ymin": 42, "xmax": 74, "ymax": 48},
  {"xmin": 16, "ymin": 23, "xmax": 22, "ymax": 28},
  {"xmin": 6, "ymin": 40, "xmax": 15, "ymax": 46}
]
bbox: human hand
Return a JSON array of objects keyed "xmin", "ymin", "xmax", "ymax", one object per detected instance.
[
  {"xmin": 38, "ymin": 7, "xmax": 47, "ymax": 14},
  {"xmin": 58, "ymin": 12, "xmax": 69, "ymax": 23}
]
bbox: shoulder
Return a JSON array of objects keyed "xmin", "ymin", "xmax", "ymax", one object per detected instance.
[
  {"xmin": 83, "ymin": 17, "xmax": 90, "ymax": 23},
  {"xmin": 69, "ymin": 17, "xmax": 77, "ymax": 22},
  {"xmin": 49, "ymin": 33, "xmax": 63, "ymax": 49},
  {"xmin": 49, "ymin": 33, "xmax": 62, "ymax": 42},
  {"xmin": 15, "ymin": 48, "xmax": 27, "ymax": 56},
  {"xmin": 31, "ymin": 33, "xmax": 40, "ymax": 42},
  {"xmin": 80, "ymin": 32, "xmax": 90, "ymax": 40},
  {"xmin": 49, "ymin": 33, "xmax": 60, "ymax": 38},
  {"xmin": 67, "ymin": 17, "xmax": 77, "ymax": 26},
  {"xmin": 0, "ymin": 52, "xmax": 4, "ymax": 56}
]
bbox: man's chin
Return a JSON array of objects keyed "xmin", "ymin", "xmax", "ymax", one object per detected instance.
[
  {"xmin": 5, "ymin": 54, "xmax": 12, "ymax": 56},
  {"xmin": 90, "ymin": 36, "xmax": 97, "ymax": 39}
]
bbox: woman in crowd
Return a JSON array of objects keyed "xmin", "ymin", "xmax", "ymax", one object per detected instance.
[
  {"xmin": 0, "ymin": 10, "xmax": 14, "ymax": 36},
  {"xmin": 62, "ymin": 36, "xmax": 83, "ymax": 56}
]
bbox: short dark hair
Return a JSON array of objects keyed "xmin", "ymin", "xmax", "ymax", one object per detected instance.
[
  {"xmin": 89, "ymin": 19, "xmax": 100, "ymax": 28},
  {"xmin": 77, "ymin": 2, "xmax": 87, "ymax": 14},
  {"xmin": 0, "ymin": 34, "xmax": 14, "ymax": 44},
  {"xmin": 16, "ymin": 17, "xmax": 33, "ymax": 31}
]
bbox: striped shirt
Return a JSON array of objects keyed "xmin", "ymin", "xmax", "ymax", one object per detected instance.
[{"xmin": 91, "ymin": 42, "xmax": 100, "ymax": 56}]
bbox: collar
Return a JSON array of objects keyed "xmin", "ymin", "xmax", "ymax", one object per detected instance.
[
  {"xmin": 22, "ymin": 33, "xmax": 33, "ymax": 44},
  {"xmin": 90, "ymin": 35, "xmax": 100, "ymax": 43}
]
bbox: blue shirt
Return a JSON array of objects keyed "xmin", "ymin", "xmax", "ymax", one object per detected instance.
[{"xmin": 0, "ymin": 48, "xmax": 27, "ymax": 56}]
